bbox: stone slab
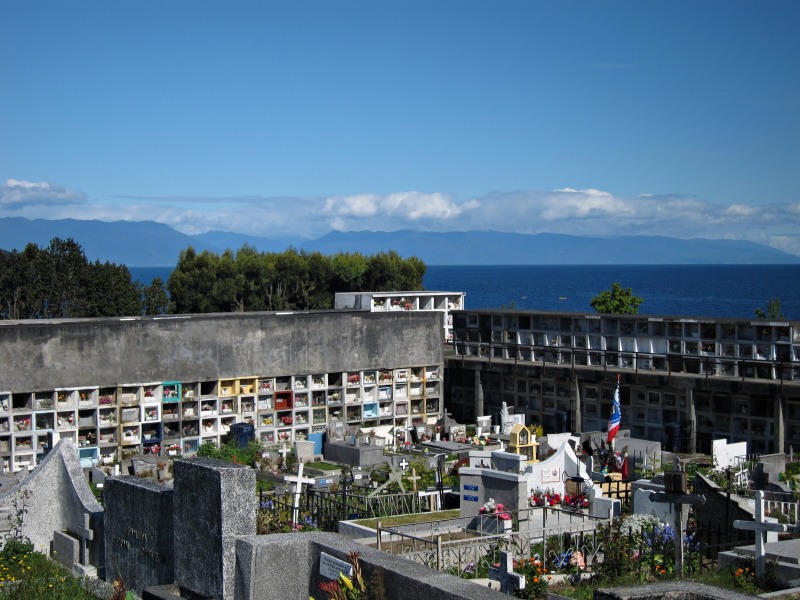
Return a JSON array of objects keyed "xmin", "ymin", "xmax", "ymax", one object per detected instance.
[
  {"xmin": 52, "ymin": 530, "xmax": 79, "ymax": 571},
  {"xmin": 234, "ymin": 531, "xmax": 509, "ymax": 600},
  {"xmin": 594, "ymin": 580, "xmax": 757, "ymax": 600}
]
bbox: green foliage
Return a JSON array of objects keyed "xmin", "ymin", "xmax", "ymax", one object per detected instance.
[
  {"xmin": 512, "ymin": 556, "xmax": 550, "ymax": 599},
  {"xmin": 196, "ymin": 439, "xmax": 263, "ymax": 467},
  {"xmin": 590, "ymin": 282, "xmax": 643, "ymax": 315},
  {"xmin": 257, "ymin": 498, "xmax": 318, "ymax": 534},
  {"xmin": 141, "ymin": 276, "xmax": 173, "ymax": 315},
  {"xmin": 755, "ymin": 297, "xmax": 785, "ymax": 320},
  {"xmin": 0, "ymin": 238, "xmax": 149, "ymax": 319},
  {"xmin": 89, "ymin": 481, "xmax": 104, "ymax": 506},
  {"xmin": 0, "ymin": 540, "xmax": 99, "ymax": 599},
  {"xmin": 167, "ymin": 246, "xmax": 426, "ymax": 314}
]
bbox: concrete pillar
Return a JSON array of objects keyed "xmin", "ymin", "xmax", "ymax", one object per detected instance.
[
  {"xmin": 687, "ymin": 387, "xmax": 697, "ymax": 453},
  {"xmin": 573, "ymin": 375, "xmax": 582, "ymax": 433},
  {"xmin": 775, "ymin": 394, "xmax": 785, "ymax": 454},
  {"xmin": 474, "ymin": 367, "xmax": 484, "ymax": 419}
]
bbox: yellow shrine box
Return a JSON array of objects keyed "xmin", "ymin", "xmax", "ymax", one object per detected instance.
[{"xmin": 509, "ymin": 423, "xmax": 539, "ymax": 464}]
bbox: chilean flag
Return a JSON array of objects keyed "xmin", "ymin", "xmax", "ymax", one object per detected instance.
[{"xmin": 607, "ymin": 374, "xmax": 621, "ymax": 444}]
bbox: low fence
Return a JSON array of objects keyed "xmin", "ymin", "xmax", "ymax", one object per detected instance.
[
  {"xmin": 372, "ymin": 508, "xmax": 753, "ymax": 580},
  {"xmin": 374, "ymin": 506, "xmax": 608, "ymax": 576},
  {"xmin": 258, "ymin": 488, "xmax": 424, "ymax": 532}
]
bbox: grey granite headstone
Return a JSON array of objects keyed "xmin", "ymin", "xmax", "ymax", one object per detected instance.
[
  {"xmin": 104, "ymin": 476, "xmax": 174, "ymax": 594},
  {"xmin": 173, "ymin": 458, "xmax": 256, "ymax": 600}
]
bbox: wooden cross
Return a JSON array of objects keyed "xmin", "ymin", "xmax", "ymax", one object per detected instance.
[
  {"xmin": 488, "ymin": 550, "xmax": 525, "ymax": 594},
  {"xmin": 406, "ymin": 468, "xmax": 421, "ymax": 493},
  {"xmin": 648, "ymin": 469, "xmax": 706, "ymax": 577},
  {"xmin": 283, "ymin": 462, "xmax": 315, "ymax": 525},
  {"xmin": 734, "ymin": 490, "xmax": 800, "ymax": 579},
  {"xmin": 399, "ymin": 458, "xmax": 409, "ymax": 472}
]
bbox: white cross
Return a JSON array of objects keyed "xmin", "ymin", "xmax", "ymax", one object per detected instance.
[
  {"xmin": 278, "ymin": 443, "xmax": 291, "ymax": 463},
  {"xmin": 283, "ymin": 462, "xmax": 315, "ymax": 526},
  {"xmin": 498, "ymin": 440, "xmax": 505, "ymax": 451},
  {"xmin": 399, "ymin": 458, "xmax": 409, "ymax": 472},
  {"xmin": 734, "ymin": 490, "xmax": 800, "ymax": 579},
  {"xmin": 488, "ymin": 550, "xmax": 525, "ymax": 594}
]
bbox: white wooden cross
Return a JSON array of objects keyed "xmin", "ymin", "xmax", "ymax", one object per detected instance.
[
  {"xmin": 734, "ymin": 490, "xmax": 800, "ymax": 579},
  {"xmin": 283, "ymin": 462, "xmax": 315, "ymax": 525},
  {"xmin": 488, "ymin": 550, "xmax": 525, "ymax": 594},
  {"xmin": 399, "ymin": 458, "xmax": 409, "ymax": 472}
]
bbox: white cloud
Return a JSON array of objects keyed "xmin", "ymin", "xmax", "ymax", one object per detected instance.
[
  {"xmin": 323, "ymin": 191, "xmax": 470, "ymax": 229},
  {"xmin": 2, "ymin": 179, "xmax": 800, "ymax": 256},
  {"xmin": 0, "ymin": 179, "xmax": 87, "ymax": 209}
]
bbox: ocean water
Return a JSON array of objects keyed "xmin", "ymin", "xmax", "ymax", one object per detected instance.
[{"xmin": 130, "ymin": 264, "xmax": 800, "ymax": 320}]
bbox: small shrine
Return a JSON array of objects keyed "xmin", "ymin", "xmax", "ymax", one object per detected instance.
[{"xmin": 508, "ymin": 423, "xmax": 539, "ymax": 464}]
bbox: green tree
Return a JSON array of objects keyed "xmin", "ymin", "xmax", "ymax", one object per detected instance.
[
  {"xmin": 167, "ymin": 247, "xmax": 219, "ymax": 313},
  {"xmin": 84, "ymin": 261, "xmax": 142, "ymax": 317},
  {"xmin": 590, "ymin": 282, "xmax": 643, "ymax": 314},
  {"xmin": 755, "ymin": 297, "xmax": 785, "ymax": 320},
  {"xmin": 330, "ymin": 252, "xmax": 368, "ymax": 293},
  {"xmin": 142, "ymin": 276, "xmax": 173, "ymax": 315},
  {"xmin": 235, "ymin": 244, "xmax": 269, "ymax": 312},
  {"xmin": 0, "ymin": 238, "xmax": 144, "ymax": 319}
]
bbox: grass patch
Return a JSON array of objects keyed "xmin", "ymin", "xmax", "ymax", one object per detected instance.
[
  {"xmin": 307, "ymin": 461, "xmax": 342, "ymax": 471},
  {"xmin": 0, "ymin": 538, "xmax": 99, "ymax": 600},
  {"xmin": 352, "ymin": 509, "xmax": 461, "ymax": 529}
]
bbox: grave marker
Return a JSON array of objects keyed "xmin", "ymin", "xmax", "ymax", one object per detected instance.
[
  {"xmin": 104, "ymin": 476, "xmax": 175, "ymax": 594},
  {"xmin": 649, "ymin": 463, "xmax": 706, "ymax": 576},
  {"xmin": 407, "ymin": 468, "xmax": 421, "ymax": 493},
  {"xmin": 488, "ymin": 550, "xmax": 525, "ymax": 594},
  {"xmin": 319, "ymin": 551, "xmax": 353, "ymax": 580},
  {"xmin": 284, "ymin": 462, "xmax": 315, "ymax": 525},
  {"xmin": 173, "ymin": 458, "xmax": 256, "ymax": 600},
  {"xmin": 733, "ymin": 490, "xmax": 800, "ymax": 579},
  {"xmin": 71, "ymin": 512, "xmax": 95, "ymax": 577}
]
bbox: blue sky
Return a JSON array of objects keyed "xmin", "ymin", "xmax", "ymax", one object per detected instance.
[{"xmin": 2, "ymin": 1, "xmax": 799, "ymax": 254}]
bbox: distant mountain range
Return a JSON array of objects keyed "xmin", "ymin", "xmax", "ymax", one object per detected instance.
[{"xmin": 0, "ymin": 217, "xmax": 797, "ymax": 267}]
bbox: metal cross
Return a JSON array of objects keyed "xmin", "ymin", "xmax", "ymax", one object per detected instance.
[{"xmin": 399, "ymin": 458, "xmax": 409, "ymax": 472}]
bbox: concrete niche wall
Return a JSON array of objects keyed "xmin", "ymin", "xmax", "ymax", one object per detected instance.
[{"xmin": 0, "ymin": 310, "xmax": 443, "ymax": 391}]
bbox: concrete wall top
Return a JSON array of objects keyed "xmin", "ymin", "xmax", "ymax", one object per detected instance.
[{"xmin": 0, "ymin": 310, "xmax": 443, "ymax": 391}]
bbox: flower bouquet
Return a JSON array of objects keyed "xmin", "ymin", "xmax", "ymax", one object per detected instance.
[{"xmin": 479, "ymin": 498, "xmax": 512, "ymax": 521}]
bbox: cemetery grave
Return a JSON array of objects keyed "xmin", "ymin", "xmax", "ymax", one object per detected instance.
[{"xmin": 8, "ymin": 418, "xmax": 800, "ymax": 599}]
